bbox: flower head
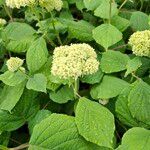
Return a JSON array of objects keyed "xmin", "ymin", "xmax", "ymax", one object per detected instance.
[
  {"xmin": 51, "ymin": 43, "xmax": 99, "ymax": 80},
  {"xmin": 39, "ymin": 0, "xmax": 63, "ymax": 11},
  {"xmin": 128, "ymin": 30, "xmax": 150, "ymax": 57},
  {"xmin": 6, "ymin": 57, "xmax": 24, "ymax": 72},
  {"xmin": 6, "ymin": 0, "xmax": 35, "ymax": 9},
  {"xmin": 0, "ymin": 18, "xmax": 6, "ymax": 26}
]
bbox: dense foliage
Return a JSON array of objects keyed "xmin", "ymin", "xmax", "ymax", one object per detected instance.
[{"xmin": 0, "ymin": 0, "xmax": 150, "ymax": 149}]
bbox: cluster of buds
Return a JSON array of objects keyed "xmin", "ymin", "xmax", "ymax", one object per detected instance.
[
  {"xmin": 51, "ymin": 43, "xmax": 99, "ymax": 80},
  {"xmin": 0, "ymin": 18, "xmax": 6, "ymax": 26},
  {"xmin": 6, "ymin": 0, "xmax": 35, "ymax": 9},
  {"xmin": 129, "ymin": 30, "xmax": 150, "ymax": 57},
  {"xmin": 39, "ymin": 0, "xmax": 63, "ymax": 11},
  {"xmin": 6, "ymin": 57, "xmax": 25, "ymax": 72}
]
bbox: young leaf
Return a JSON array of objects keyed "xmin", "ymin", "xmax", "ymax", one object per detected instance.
[
  {"xmin": 130, "ymin": 11, "xmax": 149, "ymax": 31},
  {"xmin": 26, "ymin": 73, "xmax": 47, "ymax": 93},
  {"xmin": 125, "ymin": 57, "xmax": 142, "ymax": 77},
  {"xmin": 93, "ymin": 24, "xmax": 122, "ymax": 50},
  {"xmin": 49, "ymin": 85, "xmax": 74, "ymax": 104},
  {"xmin": 90, "ymin": 75, "xmax": 129, "ymax": 99},
  {"xmin": 75, "ymin": 97, "xmax": 115, "ymax": 148},
  {"xmin": 29, "ymin": 114, "xmax": 103, "ymax": 150},
  {"xmin": 117, "ymin": 127, "xmax": 150, "ymax": 150},
  {"xmin": 0, "ymin": 71, "xmax": 27, "ymax": 86},
  {"xmin": 26, "ymin": 37, "xmax": 48, "ymax": 74},
  {"xmin": 101, "ymin": 50, "xmax": 129, "ymax": 73},
  {"xmin": 2, "ymin": 22, "xmax": 36, "ymax": 53},
  {"xmin": 94, "ymin": 0, "xmax": 118, "ymax": 19},
  {"xmin": 0, "ymin": 81, "xmax": 26, "ymax": 112},
  {"xmin": 128, "ymin": 80, "xmax": 150, "ymax": 126}
]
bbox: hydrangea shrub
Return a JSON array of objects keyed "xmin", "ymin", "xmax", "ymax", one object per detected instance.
[{"xmin": 0, "ymin": 0, "xmax": 149, "ymax": 149}]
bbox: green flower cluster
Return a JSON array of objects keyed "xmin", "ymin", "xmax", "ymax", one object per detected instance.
[
  {"xmin": 6, "ymin": 0, "xmax": 35, "ymax": 8},
  {"xmin": 39, "ymin": 0, "xmax": 63, "ymax": 11},
  {"xmin": 6, "ymin": 57, "xmax": 25, "ymax": 72},
  {"xmin": 129, "ymin": 30, "xmax": 150, "ymax": 57},
  {"xmin": 51, "ymin": 44, "xmax": 99, "ymax": 80}
]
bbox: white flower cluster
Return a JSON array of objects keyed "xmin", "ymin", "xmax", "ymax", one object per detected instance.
[
  {"xmin": 6, "ymin": 0, "xmax": 35, "ymax": 9},
  {"xmin": 129, "ymin": 30, "xmax": 150, "ymax": 57},
  {"xmin": 0, "ymin": 18, "xmax": 6, "ymax": 26},
  {"xmin": 39, "ymin": 0, "xmax": 63, "ymax": 11},
  {"xmin": 6, "ymin": 57, "xmax": 24, "ymax": 72},
  {"xmin": 51, "ymin": 43, "xmax": 99, "ymax": 80}
]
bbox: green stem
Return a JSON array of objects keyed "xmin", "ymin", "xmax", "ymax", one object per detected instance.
[
  {"xmin": 119, "ymin": 0, "xmax": 128, "ymax": 11},
  {"xmin": 73, "ymin": 79, "xmax": 80, "ymax": 99},
  {"xmin": 3, "ymin": 4, "xmax": 13, "ymax": 21},
  {"xmin": 50, "ymin": 12, "xmax": 63, "ymax": 45}
]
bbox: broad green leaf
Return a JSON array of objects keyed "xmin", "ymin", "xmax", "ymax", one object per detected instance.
[
  {"xmin": 128, "ymin": 80, "xmax": 150, "ymax": 126},
  {"xmin": 28, "ymin": 110, "xmax": 51, "ymax": 134},
  {"xmin": 26, "ymin": 37, "xmax": 48, "ymax": 74},
  {"xmin": 94, "ymin": 0, "xmax": 118, "ymax": 19},
  {"xmin": 29, "ymin": 114, "xmax": 103, "ymax": 150},
  {"xmin": 81, "ymin": 68, "xmax": 104, "ymax": 84},
  {"xmin": 117, "ymin": 127, "xmax": 150, "ymax": 150},
  {"xmin": 49, "ymin": 85, "xmax": 74, "ymax": 104},
  {"xmin": 101, "ymin": 50, "xmax": 129, "ymax": 73},
  {"xmin": 0, "ymin": 71, "xmax": 27, "ymax": 86},
  {"xmin": 0, "ymin": 90, "xmax": 39, "ymax": 132},
  {"xmin": 111, "ymin": 16, "xmax": 130, "ymax": 32},
  {"xmin": 63, "ymin": 20, "xmax": 95, "ymax": 41},
  {"xmin": 2, "ymin": 22, "xmax": 36, "ymax": 53},
  {"xmin": 0, "ymin": 82, "xmax": 26, "ymax": 112},
  {"xmin": 91, "ymin": 75, "xmax": 129, "ymax": 99},
  {"xmin": 116, "ymin": 87, "xmax": 139, "ymax": 127},
  {"xmin": 93, "ymin": 24, "xmax": 122, "ymax": 50},
  {"xmin": 130, "ymin": 11, "xmax": 149, "ymax": 31},
  {"xmin": 125, "ymin": 57, "xmax": 142, "ymax": 77},
  {"xmin": 83, "ymin": 0, "xmax": 103, "ymax": 10},
  {"xmin": 75, "ymin": 97, "xmax": 115, "ymax": 148},
  {"xmin": 26, "ymin": 73, "xmax": 47, "ymax": 93}
]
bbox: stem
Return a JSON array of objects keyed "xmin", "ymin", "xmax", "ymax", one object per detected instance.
[
  {"xmin": 50, "ymin": 12, "xmax": 63, "ymax": 45},
  {"xmin": 73, "ymin": 79, "xmax": 81, "ymax": 99},
  {"xmin": 109, "ymin": 0, "xmax": 113, "ymax": 24},
  {"xmin": 119, "ymin": 0, "xmax": 128, "ymax": 11},
  {"xmin": 131, "ymin": 72, "xmax": 141, "ymax": 80},
  {"xmin": 140, "ymin": 0, "xmax": 144, "ymax": 11},
  {"xmin": 3, "ymin": 4, "xmax": 13, "ymax": 21},
  {"xmin": 9, "ymin": 143, "xmax": 29, "ymax": 150}
]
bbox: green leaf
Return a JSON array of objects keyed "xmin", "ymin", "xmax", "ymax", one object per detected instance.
[
  {"xmin": 83, "ymin": 0, "xmax": 103, "ymax": 10},
  {"xmin": 0, "ymin": 71, "xmax": 27, "ymax": 86},
  {"xmin": 128, "ymin": 80, "xmax": 150, "ymax": 126},
  {"xmin": 75, "ymin": 97, "xmax": 115, "ymax": 148},
  {"xmin": 94, "ymin": 0, "xmax": 118, "ymax": 19},
  {"xmin": 101, "ymin": 50, "xmax": 129, "ymax": 73},
  {"xmin": 63, "ymin": 19, "xmax": 95, "ymax": 41},
  {"xmin": 81, "ymin": 68, "xmax": 104, "ymax": 84},
  {"xmin": 125, "ymin": 57, "xmax": 142, "ymax": 77},
  {"xmin": 0, "ymin": 132, "xmax": 10, "ymax": 146},
  {"xmin": 93, "ymin": 24, "xmax": 122, "ymax": 50},
  {"xmin": 115, "ymin": 87, "xmax": 139, "ymax": 127},
  {"xmin": 2, "ymin": 22, "xmax": 36, "ymax": 53},
  {"xmin": 90, "ymin": 75, "xmax": 130, "ymax": 99},
  {"xmin": 29, "ymin": 114, "xmax": 103, "ymax": 150},
  {"xmin": 26, "ymin": 73, "xmax": 47, "ymax": 93},
  {"xmin": 49, "ymin": 85, "xmax": 74, "ymax": 104},
  {"xmin": 130, "ymin": 11, "xmax": 149, "ymax": 31},
  {"xmin": 0, "ymin": 89, "xmax": 39, "ymax": 132},
  {"xmin": 111, "ymin": 16, "xmax": 130, "ymax": 32},
  {"xmin": 28, "ymin": 109, "xmax": 51, "ymax": 134},
  {"xmin": 0, "ymin": 81, "xmax": 26, "ymax": 112},
  {"xmin": 26, "ymin": 37, "xmax": 48, "ymax": 74},
  {"xmin": 117, "ymin": 127, "xmax": 150, "ymax": 150}
]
